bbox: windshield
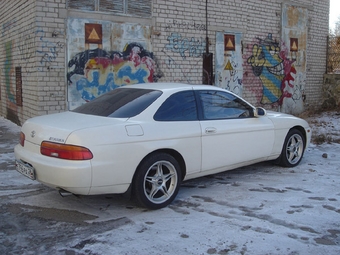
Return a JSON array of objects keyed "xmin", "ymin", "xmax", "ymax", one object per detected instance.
[{"xmin": 72, "ymin": 88, "xmax": 162, "ymax": 118}]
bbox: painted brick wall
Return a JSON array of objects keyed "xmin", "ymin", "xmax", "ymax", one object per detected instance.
[
  {"xmin": 153, "ymin": 0, "xmax": 329, "ymax": 114},
  {"xmin": 35, "ymin": 0, "xmax": 66, "ymax": 116},
  {"xmin": 0, "ymin": 0, "xmax": 330, "ymax": 124},
  {"xmin": 152, "ymin": 0, "xmax": 208, "ymax": 84},
  {"xmin": 0, "ymin": 0, "xmax": 66, "ymax": 125},
  {"xmin": 0, "ymin": 0, "xmax": 37, "ymax": 125}
]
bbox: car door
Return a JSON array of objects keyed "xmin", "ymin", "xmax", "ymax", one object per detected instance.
[
  {"xmin": 153, "ymin": 90, "xmax": 202, "ymax": 175},
  {"xmin": 197, "ymin": 90, "xmax": 275, "ymax": 172}
]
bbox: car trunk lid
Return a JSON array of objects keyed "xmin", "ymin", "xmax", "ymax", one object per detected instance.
[{"xmin": 21, "ymin": 111, "xmax": 127, "ymax": 146}]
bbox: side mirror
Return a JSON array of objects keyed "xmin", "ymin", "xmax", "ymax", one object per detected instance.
[{"xmin": 254, "ymin": 107, "xmax": 267, "ymax": 117}]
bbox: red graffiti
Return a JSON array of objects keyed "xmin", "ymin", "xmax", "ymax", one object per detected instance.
[{"xmin": 278, "ymin": 45, "xmax": 296, "ymax": 105}]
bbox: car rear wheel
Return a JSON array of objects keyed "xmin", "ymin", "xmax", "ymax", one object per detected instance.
[
  {"xmin": 278, "ymin": 129, "xmax": 305, "ymax": 167},
  {"xmin": 133, "ymin": 153, "xmax": 181, "ymax": 209}
]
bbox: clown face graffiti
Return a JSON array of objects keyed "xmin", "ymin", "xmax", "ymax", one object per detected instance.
[{"xmin": 247, "ymin": 34, "xmax": 285, "ymax": 104}]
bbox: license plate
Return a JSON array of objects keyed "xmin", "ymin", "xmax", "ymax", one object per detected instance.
[{"xmin": 15, "ymin": 160, "xmax": 35, "ymax": 180}]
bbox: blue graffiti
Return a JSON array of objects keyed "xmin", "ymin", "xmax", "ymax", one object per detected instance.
[
  {"xmin": 76, "ymin": 64, "xmax": 149, "ymax": 101},
  {"xmin": 116, "ymin": 65, "xmax": 149, "ymax": 83},
  {"xmin": 165, "ymin": 33, "xmax": 206, "ymax": 59},
  {"xmin": 76, "ymin": 72, "xmax": 118, "ymax": 101}
]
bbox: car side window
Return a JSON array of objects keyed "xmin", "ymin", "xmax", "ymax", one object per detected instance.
[
  {"xmin": 154, "ymin": 91, "xmax": 198, "ymax": 121},
  {"xmin": 198, "ymin": 90, "xmax": 254, "ymax": 120}
]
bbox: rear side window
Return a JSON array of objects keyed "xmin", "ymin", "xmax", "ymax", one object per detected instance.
[
  {"xmin": 73, "ymin": 88, "xmax": 162, "ymax": 118},
  {"xmin": 154, "ymin": 91, "xmax": 198, "ymax": 121}
]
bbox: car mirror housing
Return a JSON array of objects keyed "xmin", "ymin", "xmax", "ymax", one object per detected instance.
[{"xmin": 254, "ymin": 107, "xmax": 267, "ymax": 117}]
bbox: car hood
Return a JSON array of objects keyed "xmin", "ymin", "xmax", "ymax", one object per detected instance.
[
  {"xmin": 265, "ymin": 110, "xmax": 309, "ymax": 128},
  {"xmin": 21, "ymin": 111, "xmax": 127, "ymax": 145},
  {"xmin": 266, "ymin": 110, "xmax": 301, "ymax": 119}
]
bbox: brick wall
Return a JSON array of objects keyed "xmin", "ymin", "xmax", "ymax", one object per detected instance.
[
  {"xmin": 35, "ymin": 0, "xmax": 66, "ymax": 116},
  {"xmin": 0, "ymin": 0, "xmax": 66, "ymax": 125},
  {"xmin": 152, "ymin": 0, "xmax": 207, "ymax": 84},
  {"xmin": 306, "ymin": 0, "xmax": 329, "ymax": 109},
  {"xmin": 0, "ymin": 0, "xmax": 37, "ymax": 125},
  {"xmin": 0, "ymin": 0, "xmax": 330, "ymax": 124},
  {"xmin": 153, "ymin": 0, "xmax": 330, "ymax": 114}
]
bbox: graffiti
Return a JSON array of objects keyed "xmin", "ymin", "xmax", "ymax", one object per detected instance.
[
  {"xmin": 216, "ymin": 68, "xmax": 243, "ymax": 95},
  {"xmin": 224, "ymin": 61, "xmax": 243, "ymax": 95},
  {"xmin": 36, "ymin": 28, "xmax": 64, "ymax": 66},
  {"xmin": 68, "ymin": 48, "xmax": 110, "ymax": 83},
  {"xmin": 162, "ymin": 50, "xmax": 197, "ymax": 83},
  {"xmin": 156, "ymin": 31, "xmax": 207, "ymax": 84},
  {"xmin": 151, "ymin": 55, "xmax": 164, "ymax": 82},
  {"xmin": 247, "ymin": 34, "xmax": 291, "ymax": 105},
  {"xmin": 215, "ymin": 32, "xmax": 243, "ymax": 95},
  {"xmin": 39, "ymin": 41, "xmax": 64, "ymax": 65},
  {"xmin": 2, "ymin": 19, "xmax": 16, "ymax": 36},
  {"xmin": 278, "ymin": 41, "xmax": 296, "ymax": 105},
  {"xmin": 165, "ymin": 33, "xmax": 206, "ymax": 59},
  {"xmin": 68, "ymin": 43, "xmax": 155, "ymax": 101},
  {"xmin": 164, "ymin": 19, "xmax": 206, "ymax": 31},
  {"xmin": 17, "ymin": 29, "xmax": 35, "ymax": 61},
  {"xmin": 4, "ymin": 41, "xmax": 15, "ymax": 102}
]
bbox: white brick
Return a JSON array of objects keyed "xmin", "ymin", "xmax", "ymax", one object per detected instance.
[{"xmin": 0, "ymin": 0, "xmax": 330, "ymax": 124}]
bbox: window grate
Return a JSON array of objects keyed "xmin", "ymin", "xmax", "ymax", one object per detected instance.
[
  {"xmin": 67, "ymin": 0, "xmax": 151, "ymax": 17},
  {"xmin": 68, "ymin": 0, "xmax": 96, "ymax": 11},
  {"xmin": 127, "ymin": 0, "xmax": 151, "ymax": 16},
  {"xmin": 15, "ymin": 67, "xmax": 23, "ymax": 107},
  {"xmin": 99, "ymin": 0, "xmax": 124, "ymax": 13},
  {"xmin": 327, "ymin": 35, "xmax": 340, "ymax": 74}
]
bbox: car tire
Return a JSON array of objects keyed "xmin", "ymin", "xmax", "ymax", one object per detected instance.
[
  {"xmin": 133, "ymin": 152, "xmax": 181, "ymax": 209},
  {"xmin": 278, "ymin": 129, "xmax": 305, "ymax": 167}
]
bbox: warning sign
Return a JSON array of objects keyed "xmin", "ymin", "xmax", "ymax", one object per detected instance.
[
  {"xmin": 224, "ymin": 34, "xmax": 235, "ymax": 51},
  {"xmin": 224, "ymin": 60, "xmax": 233, "ymax": 71},
  {"xmin": 290, "ymin": 38, "xmax": 298, "ymax": 52},
  {"xmin": 85, "ymin": 23, "xmax": 102, "ymax": 44}
]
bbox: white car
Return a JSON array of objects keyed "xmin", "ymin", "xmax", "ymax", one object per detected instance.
[{"xmin": 14, "ymin": 83, "xmax": 311, "ymax": 209}]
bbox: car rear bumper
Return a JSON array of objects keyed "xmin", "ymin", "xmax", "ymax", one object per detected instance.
[{"xmin": 14, "ymin": 144, "xmax": 92, "ymax": 195}]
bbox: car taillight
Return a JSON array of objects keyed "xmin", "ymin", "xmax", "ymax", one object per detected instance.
[
  {"xmin": 20, "ymin": 132, "xmax": 25, "ymax": 147},
  {"xmin": 40, "ymin": 141, "xmax": 93, "ymax": 160}
]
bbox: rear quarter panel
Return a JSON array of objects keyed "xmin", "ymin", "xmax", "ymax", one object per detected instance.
[{"xmin": 67, "ymin": 120, "xmax": 202, "ymax": 191}]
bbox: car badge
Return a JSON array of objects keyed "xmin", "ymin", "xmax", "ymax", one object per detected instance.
[{"xmin": 31, "ymin": 131, "xmax": 36, "ymax": 138}]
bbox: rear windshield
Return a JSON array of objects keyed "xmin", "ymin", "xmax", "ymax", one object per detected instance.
[{"xmin": 72, "ymin": 88, "xmax": 162, "ymax": 118}]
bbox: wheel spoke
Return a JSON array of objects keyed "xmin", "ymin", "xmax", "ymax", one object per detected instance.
[
  {"xmin": 287, "ymin": 141, "xmax": 295, "ymax": 160},
  {"xmin": 145, "ymin": 176, "xmax": 155, "ymax": 184},
  {"xmin": 149, "ymin": 185, "xmax": 160, "ymax": 199},
  {"xmin": 287, "ymin": 144, "xmax": 295, "ymax": 153},
  {"xmin": 157, "ymin": 163, "xmax": 163, "ymax": 176},
  {"xmin": 287, "ymin": 150, "xmax": 294, "ymax": 161},
  {"xmin": 160, "ymin": 185, "xmax": 170, "ymax": 197},
  {"xmin": 163, "ymin": 172, "xmax": 174, "ymax": 182}
]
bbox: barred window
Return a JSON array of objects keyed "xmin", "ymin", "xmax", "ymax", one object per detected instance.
[
  {"xmin": 67, "ymin": 0, "xmax": 151, "ymax": 17},
  {"xmin": 99, "ymin": 0, "xmax": 124, "ymax": 13}
]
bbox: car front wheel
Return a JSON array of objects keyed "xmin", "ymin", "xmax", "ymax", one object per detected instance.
[
  {"xmin": 133, "ymin": 153, "xmax": 181, "ymax": 209},
  {"xmin": 278, "ymin": 129, "xmax": 305, "ymax": 167}
]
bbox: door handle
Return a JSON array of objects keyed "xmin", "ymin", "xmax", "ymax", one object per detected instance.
[{"xmin": 205, "ymin": 127, "xmax": 217, "ymax": 134}]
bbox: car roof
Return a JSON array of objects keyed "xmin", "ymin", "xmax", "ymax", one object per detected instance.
[{"xmin": 119, "ymin": 82, "xmax": 224, "ymax": 92}]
